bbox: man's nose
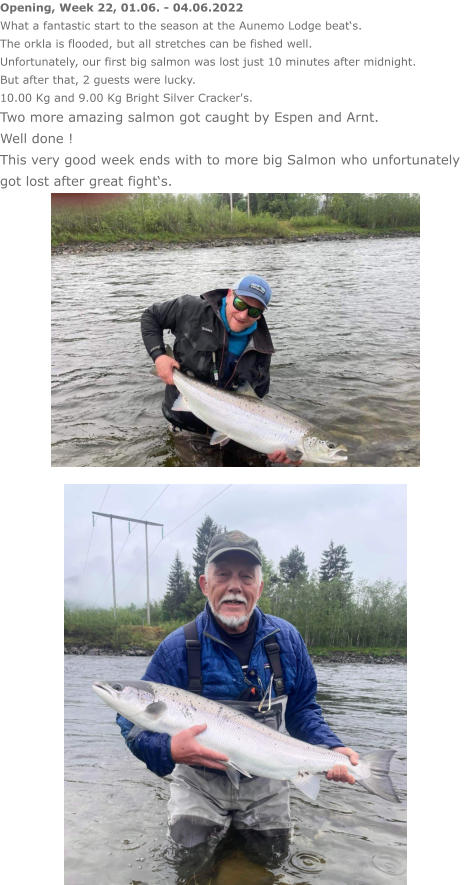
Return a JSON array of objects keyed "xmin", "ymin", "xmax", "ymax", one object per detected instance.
[{"xmin": 225, "ymin": 574, "xmax": 242, "ymax": 590}]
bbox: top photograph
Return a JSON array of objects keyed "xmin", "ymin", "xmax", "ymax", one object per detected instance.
[{"xmin": 51, "ymin": 192, "xmax": 419, "ymax": 467}]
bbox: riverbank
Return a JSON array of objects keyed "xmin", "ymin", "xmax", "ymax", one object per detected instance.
[
  {"xmin": 64, "ymin": 643, "xmax": 406, "ymax": 663},
  {"xmin": 52, "ymin": 229, "xmax": 419, "ymax": 256}
]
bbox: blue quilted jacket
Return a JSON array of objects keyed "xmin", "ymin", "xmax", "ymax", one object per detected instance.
[{"xmin": 117, "ymin": 605, "xmax": 344, "ymax": 777}]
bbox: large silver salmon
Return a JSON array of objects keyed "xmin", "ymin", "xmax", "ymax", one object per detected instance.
[
  {"xmin": 169, "ymin": 369, "xmax": 347, "ymax": 465},
  {"xmin": 93, "ymin": 680, "xmax": 398, "ymax": 802}
]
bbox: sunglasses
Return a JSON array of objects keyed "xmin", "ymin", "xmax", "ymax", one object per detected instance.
[{"xmin": 232, "ymin": 295, "xmax": 264, "ymax": 319}]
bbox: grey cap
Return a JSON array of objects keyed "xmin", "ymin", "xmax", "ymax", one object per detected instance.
[{"xmin": 205, "ymin": 530, "xmax": 262, "ymax": 566}]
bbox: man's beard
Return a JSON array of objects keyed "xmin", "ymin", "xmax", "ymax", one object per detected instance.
[{"xmin": 209, "ymin": 595, "xmax": 256, "ymax": 629}]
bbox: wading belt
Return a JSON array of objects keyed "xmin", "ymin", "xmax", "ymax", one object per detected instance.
[{"xmin": 183, "ymin": 619, "xmax": 285, "ymax": 696}]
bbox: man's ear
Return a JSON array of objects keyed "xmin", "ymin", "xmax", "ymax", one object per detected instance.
[
  {"xmin": 199, "ymin": 574, "xmax": 208, "ymax": 597},
  {"xmin": 256, "ymin": 580, "xmax": 264, "ymax": 601}
]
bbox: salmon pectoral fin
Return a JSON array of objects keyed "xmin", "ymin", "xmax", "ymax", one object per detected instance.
[
  {"xmin": 224, "ymin": 760, "xmax": 253, "ymax": 789},
  {"xmin": 171, "ymin": 394, "xmax": 190, "ymax": 412},
  {"xmin": 210, "ymin": 431, "xmax": 231, "ymax": 447}
]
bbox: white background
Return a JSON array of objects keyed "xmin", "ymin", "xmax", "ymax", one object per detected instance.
[{"xmin": 1, "ymin": 1, "xmax": 474, "ymax": 882}]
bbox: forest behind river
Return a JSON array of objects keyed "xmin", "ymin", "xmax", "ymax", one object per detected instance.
[
  {"xmin": 65, "ymin": 517, "xmax": 406, "ymax": 656},
  {"xmin": 52, "ymin": 192, "xmax": 420, "ymax": 247}
]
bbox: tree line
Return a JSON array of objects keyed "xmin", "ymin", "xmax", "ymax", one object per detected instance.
[
  {"xmin": 149, "ymin": 517, "xmax": 406, "ymax": 649},
  {"xmin": 64, "ymin": 516, "xmax": 406, "ymax": 650},
  {"xmin": 51, "ymin": 193, "xmax": 419, "ymax": 245},
  {"xmin": 210, "ymin": 192, "xmax": 419, "ymax": 228}
]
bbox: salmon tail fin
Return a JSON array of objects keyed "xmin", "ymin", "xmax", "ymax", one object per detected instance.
[{"xmin": 360, "ymin": 749, "xmax": 400, "ymax": 803}]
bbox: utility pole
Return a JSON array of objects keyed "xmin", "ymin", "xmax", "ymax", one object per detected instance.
[{"xmin": 92, "ymin": 512, "xmax": 164, "ymax": 624}]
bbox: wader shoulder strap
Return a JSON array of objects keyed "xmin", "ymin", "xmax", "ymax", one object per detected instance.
[
  {"xmin": 263, "ymin": 634, "xmax": 285, "ymax": 696},
  {"xmin": 183, "ymin": 619, "xmax": 202, "ymax": 693},
  {"xmin": 183, "ymin": 620, "xmax": 286, "ymax": 697}
]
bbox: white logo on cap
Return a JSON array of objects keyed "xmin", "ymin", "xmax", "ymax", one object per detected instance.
[{"xmin": 249, "ymin": 283, "xmax": 266, "ymax": 295}]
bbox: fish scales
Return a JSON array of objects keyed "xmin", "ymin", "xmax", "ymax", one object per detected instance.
[
  {"xmin": 171, "ymin": 370, "xmax": 347, "ymax": 464},
  {"xmin": 167, "ymin": 688, "xmax": 326, "ymax": 778},
  {"xmin": 93, "ymin": 680, "xmax": 399, "ymax": 802}
]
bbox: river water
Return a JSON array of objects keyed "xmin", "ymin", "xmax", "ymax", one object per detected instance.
[
  {"xmin": 65, "ymin": 655, "xmax": 406, "ymax": 884},
  {"xmin": 52, "ymin": 238, "xmax": 419, "ymax": 467}
]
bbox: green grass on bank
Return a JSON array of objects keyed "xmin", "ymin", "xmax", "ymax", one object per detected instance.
[
  {"xmin": 64, "ymin": 614, "xmax": 406, "ymax": 657},
  {"xmin": 64, "ymin": 608, "xmax": 185, "ymax": 651},
  {"xmin": 64, "ymin": 623, "xmax": 180, "ymax": 652},
  {"xmin": 51, "ymin": 195, "xmax": 420, "ymax": 247}
]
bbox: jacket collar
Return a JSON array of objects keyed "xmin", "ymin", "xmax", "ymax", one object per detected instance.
[{"xmin": 201, "ymin": 288, "xmax": 275, "ymax": 355}]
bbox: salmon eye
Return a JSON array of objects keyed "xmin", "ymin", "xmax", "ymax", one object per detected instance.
[
  {"xmin": 328, "ymin": 443, "xmax": 336, "ymax": 449},
  {"xmin": 112, "ymin": 683, "xmax": 123, "ymax": 691}
]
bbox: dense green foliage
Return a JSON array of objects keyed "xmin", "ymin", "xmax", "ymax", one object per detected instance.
[
  {"xmin": 247, "ymin": 193, "xmax": 324, "ymax": 218},
  {"xmin": 51, "ymin": 194, "xmax": 283, "ymax": 244},
  {"xmin": 326, "ymin": 193, "xmax": 420, "ymax": 228},
  {"xmin": 259, "ymin": 540, "xmax": 405, "ymax": 648},
  {"xmin": 51, "ymin": 193, "xmax": 419, "ymax": 245},
  {"xmin": 65, "ymin": 521, "xmax": 406, "ymax": 652},
  {"xmin": 319, "ymin": 540, "xmax": 353, "ymax": 584},
  {"xmin": 160, "ymin": 552, "xmax": 194, "ymax": 621},
  {"xmin": 64, "ymin": 604, "xmax": 182, "ymax": 651}
]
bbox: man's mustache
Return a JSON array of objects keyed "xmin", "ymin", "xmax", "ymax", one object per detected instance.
[{"xmin": 219, "ymin": 594, "xmax": 247, "ymax": 605}]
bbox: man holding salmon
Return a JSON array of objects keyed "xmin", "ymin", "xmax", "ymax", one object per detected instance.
[
  {"xmin": 116, "ymin": 530, "xmax": 359, "ymax": 867},
  {"xmin": 141, "ymin": 274, "xmax": 299, "ymax": 465}
]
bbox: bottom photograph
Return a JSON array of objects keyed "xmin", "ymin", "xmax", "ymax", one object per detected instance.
[{"xmin": 64, "ymin": 483, "xmax": 407, "ymax": 885}]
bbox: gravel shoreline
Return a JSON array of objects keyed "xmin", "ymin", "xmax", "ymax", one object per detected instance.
[
  {"xmin": 52, "ymin": 231, "xmax": 419, "ymax": 257},
  {"xmin": 65, "ymin": 645, "xmax": 405, "ymax": 663}
]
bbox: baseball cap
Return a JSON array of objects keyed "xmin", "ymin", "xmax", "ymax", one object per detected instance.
[
  {"xmin": 205, "ymin": 530, "xmax": 262, "ymax": 566},
  {"xmin": 235, "ymin": 274, "xmax": 271, "ymax": 309}
]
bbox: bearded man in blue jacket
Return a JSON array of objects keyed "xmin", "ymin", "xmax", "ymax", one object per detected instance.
[{"xmin": 117, "ymin": 530, "xmax": 358, "ymax": 865}]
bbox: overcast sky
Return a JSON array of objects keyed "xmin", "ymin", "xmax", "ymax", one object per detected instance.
[{"xmin": 64, "ymin": 484, "xmax": 406, "ymax": 609}]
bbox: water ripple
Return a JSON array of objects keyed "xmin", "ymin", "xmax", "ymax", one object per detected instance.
[{"xmin": 52, "ymin": 239, "xmax": 419, "ymax": 466}]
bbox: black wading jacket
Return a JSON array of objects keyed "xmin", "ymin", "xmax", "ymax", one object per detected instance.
[{"xmin": 141, "ymin": 288, "xmax": 275, "ymax": 412}]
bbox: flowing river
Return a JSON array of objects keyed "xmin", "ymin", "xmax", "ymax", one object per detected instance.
[
  {"xmin": 65, "ymin": 655, "xmax": 406, "ymax": 884},
  {"xmin": 52, "ymin": 237, "xmax": 419, "ymax": 467}
]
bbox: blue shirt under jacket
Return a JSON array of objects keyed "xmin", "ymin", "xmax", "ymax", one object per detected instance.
[{"xmin": 116, "ymin": 605, "xmax": 344, "ymax": 778}]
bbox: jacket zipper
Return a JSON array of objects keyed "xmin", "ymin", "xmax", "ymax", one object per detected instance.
[
  {"xmin": 203, "ymin": 624, "xmax": 282, "ymax": 699},
  {"xmin": 223, "ymin": 338, "xmax": 260, "ymax": 389},
  {"xmin": 210, "ymin": 300, "xmax": 265, "ymax": 390}
]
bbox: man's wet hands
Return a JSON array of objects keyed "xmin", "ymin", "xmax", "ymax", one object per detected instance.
[
  {"xmin": 170, "ymin": 723, "xmax": 229, "ymax": 771},
  {"xmin": 155, "ymin": 354, "xmax": 180, "ymax": 385},
  {"xmin": 326, "ymin": 747, "xmax": 359, "ymax": 784},
  {"xmin": 268, "ymin": 451, "xmax": 303, "ymax": 466}
]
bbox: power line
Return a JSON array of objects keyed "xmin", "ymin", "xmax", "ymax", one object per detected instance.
[
  {"xmin": 113, "ymin": 486, "xmax": 170, "ymax": 568},
  {"xmin": 116, "ymin": 485, "xmax": 232, "ymax": 604},
  {"xmin": 148, "ymin": 485, "xmax": 232, "ymax": 562},
  {"xmin": 92, "ymin": 511, "xmax": 164, "ymax": 623},
  {"xmin": 80, "ymin": 485, "xmax": 111, "ymax": 579},
  {"xmin": 86, "ymin": 485, "xmax": 232, "ymax": 611},
  {"xmin": 86, "ymin": 487, "xmax": 170, "ymax": 611}
]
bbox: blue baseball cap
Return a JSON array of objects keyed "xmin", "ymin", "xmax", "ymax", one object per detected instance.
[{"xmin": 235, "ymin": 274, "xmax": 271, "ymax": 309}]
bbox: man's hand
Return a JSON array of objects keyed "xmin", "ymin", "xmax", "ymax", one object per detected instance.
[
  {"xmin": 326, "ymin": 747, "xmax": 359, "ymax": 784},
  {"xmin": 170, "ymin": 724, "xmax": 229, "ymax": 771},
  {"xmin": 155, "ymin": 354, "xmax": 180, "ymax": 385},
  {"xmin": 268, "ymin": 450, "xmax": 303, "ymax": 466}
]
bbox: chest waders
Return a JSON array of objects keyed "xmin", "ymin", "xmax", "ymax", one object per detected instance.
[
  {"xmin": 183, "ymin": 619, "xmax": 288, "ymax": 732},
  {"xmin": 167, "ymin": 619, "xmax": 292, "ymax": 854}
]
